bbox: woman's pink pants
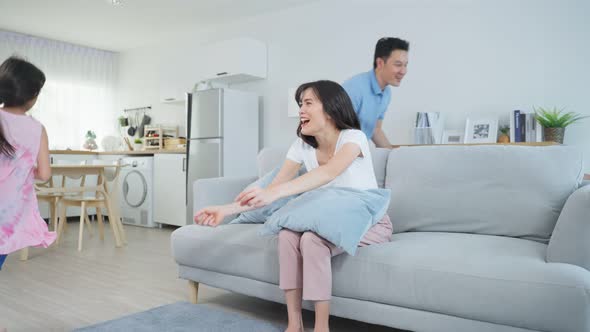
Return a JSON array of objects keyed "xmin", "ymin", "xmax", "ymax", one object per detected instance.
[{"xmin": 278, "ymin": 215, "xmax": 392, "ymax": 301}]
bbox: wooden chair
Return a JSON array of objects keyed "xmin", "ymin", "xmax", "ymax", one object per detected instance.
[
  {"xmin": 56, "ymin": 160, "xmax": 124, "ymax": 251},
  {"xmin": 91, "ymin": 159, "xmax": 127, "ymax": 245},
  {"xmin": 52, "ymin": 160, "xmax": 92, "ymax": 237},
  {"xmin": 81, "ymin": 159, "xmax": 127, "ymax": 245},
  {"xmin": 36, "ymin": 178, "xmax": 61, "ymax": 232}
]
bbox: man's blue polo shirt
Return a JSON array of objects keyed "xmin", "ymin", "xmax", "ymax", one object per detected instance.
[{"xmin": 342, "ymin": 70, "xmax": 391, "ymax": 139}]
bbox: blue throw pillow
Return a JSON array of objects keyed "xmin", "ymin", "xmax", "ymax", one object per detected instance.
[
  {"xmin": 259, "ymin": 187, "xmax": 391, "ymax": 256},
  {"xmin": 230, "ymin": 166, "xmax": 304, "ymax": 224}
]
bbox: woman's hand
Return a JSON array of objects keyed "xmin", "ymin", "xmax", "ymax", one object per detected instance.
[
  {"xmin": 194, "ymin": 205, "xmax": 228, "ymax": 227},
  {"xmin": 235, "ymin": 187, "xmax": 281, "ymax": 208}
]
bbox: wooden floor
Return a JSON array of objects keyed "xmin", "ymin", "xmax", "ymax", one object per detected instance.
[{"xmin": 0, "ymin": 221, "xmax": 404, "ymax": 332}]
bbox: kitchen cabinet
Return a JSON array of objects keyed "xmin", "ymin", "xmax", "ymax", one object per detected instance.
[
  {"xmin": 159, "ymin": 66, "xmax": 193, "ymax": 104},
  {"xmin": 153, "ymin": 153, "xmax": 187, "ymax": 226},
  {"xmin": 199, "ymin": 38, "xmax": 267, "ymax": 85},
  {"xmin": 159, "ymin": 38, "xmax": 266, "ymax": 104},
  {"xmin": 158, "ymin": 45, "xmax": 195, "ymax": 104}
]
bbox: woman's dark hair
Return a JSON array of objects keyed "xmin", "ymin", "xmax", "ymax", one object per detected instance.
[
  {"xmin": 373, "ymin": 37, "xmax": 409, "ymax": 69},
  {"xmin": 295, "ymin": 80, "xmax": 360, "ymax": 148},
  {"xmin": 0, "ymin": 56, "xmax": 46, "ymax": 157}
]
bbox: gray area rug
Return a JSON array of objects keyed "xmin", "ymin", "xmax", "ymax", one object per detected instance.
[{"xmin": 74, "ymin": 301, "xmax": 284, "ymax": 332}]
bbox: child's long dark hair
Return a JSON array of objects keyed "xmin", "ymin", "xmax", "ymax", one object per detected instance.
[
  {"xmin": 0, "ymin": 56, "xmax": 46, "ymax": 157},
  {"xmin": 295, "ymin": 80, "xmax": 360, "ymax": 148}
]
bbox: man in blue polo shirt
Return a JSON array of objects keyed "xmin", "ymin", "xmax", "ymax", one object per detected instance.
[{"xmin": 343, "ymin": 37, "xmax": 409, "ymax": 148}]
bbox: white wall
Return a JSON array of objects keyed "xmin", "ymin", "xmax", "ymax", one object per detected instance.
[{"xmin": 116, "ymin": 0, "xmax": 590, "ymax": 171}]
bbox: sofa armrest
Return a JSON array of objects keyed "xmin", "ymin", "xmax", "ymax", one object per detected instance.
[
  {"xmin": 193, "ymin": 176, "xmax": 258, "ymax": 224},
  {"xmin": 547, "ymin": 185, "xmax": 590, "ymax": 270}
]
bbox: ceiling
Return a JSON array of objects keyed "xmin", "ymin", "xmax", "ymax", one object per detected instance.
[{"xmin": 0, "ymin": 0, "xmax": 320, "ymax": 52}]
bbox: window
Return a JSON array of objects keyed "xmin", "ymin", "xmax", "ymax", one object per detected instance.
[{"xmin": 1, "ymin": 30, "xmax": 118, "ymax": 149}]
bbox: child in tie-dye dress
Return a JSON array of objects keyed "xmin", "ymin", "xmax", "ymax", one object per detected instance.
[{"xmin": 0, "ymin": 56, "xmax": 55, "ymax": 271}]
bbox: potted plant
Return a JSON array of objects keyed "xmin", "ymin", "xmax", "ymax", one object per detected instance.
[
  {"xmin": 534, "ymin": 107, "xmax": 589, "ymax": 144},
  {"xmin": 133, "ymin": 138, "xmax": 143, "ymax": 151},
  {"xmin": 118, "ymin": 115, "xmax": 128, "ymax": 127},
  {"xmin": 497, "ymin": 125, "xmax": 510, "ymax": 143}
]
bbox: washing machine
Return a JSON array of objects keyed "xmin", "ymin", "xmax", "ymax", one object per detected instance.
[{"xmin": 117, "ymin": 156, "xmax": 157, "ymax": 228}]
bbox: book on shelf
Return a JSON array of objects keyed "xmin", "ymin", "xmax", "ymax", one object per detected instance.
[
  {"xmin": 414, "ymin": 112, "xmax": 444, "ymax": 144},
  {"xmin": 509, "ymin": 110, "xmax": 543, "ymax": 143}
]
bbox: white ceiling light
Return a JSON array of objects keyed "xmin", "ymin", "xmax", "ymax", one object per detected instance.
[{"xmin": 110, "ymin": 0, "xmax": 123, "ymax": 6}]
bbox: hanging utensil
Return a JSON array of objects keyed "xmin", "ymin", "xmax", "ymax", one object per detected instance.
[
  {"xmin": 127, "ymin": 113, "xmax": 136, "ymax": 136},
  {"xmin": 137, "ymin": 114, "xmax": 145, "ymax": 138},
  {"xmin": 138, "ymin": 111, "xmax": 152, "ymax": 138}
]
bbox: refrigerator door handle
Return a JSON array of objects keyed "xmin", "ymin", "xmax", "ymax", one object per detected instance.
[{"xmin": 184, "ymin": 149, "xmax": 189, "ymax": 207}]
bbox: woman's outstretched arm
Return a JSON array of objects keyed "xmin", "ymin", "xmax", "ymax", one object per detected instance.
[
  {"xmin": 236, "ymin": 143, "xmax": 361, "ymax": 208},
  {"xmin": 194, "ymin": 158, "xmax": 302, "ymax": 227}
]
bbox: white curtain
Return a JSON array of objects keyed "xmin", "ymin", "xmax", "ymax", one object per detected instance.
[{"xmin": 0, "ymin": 30, "xmax": 118, "ymax": 149}]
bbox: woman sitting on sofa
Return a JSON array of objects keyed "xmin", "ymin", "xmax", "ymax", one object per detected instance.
[{"xmin": 194, "ymin": 80, "xmax": 392, "ymax": 332}]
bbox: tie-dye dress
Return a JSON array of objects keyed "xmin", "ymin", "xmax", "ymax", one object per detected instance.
[{"xmin": 0, "ymin": 109, "xmax": 56, "ymax": 258}]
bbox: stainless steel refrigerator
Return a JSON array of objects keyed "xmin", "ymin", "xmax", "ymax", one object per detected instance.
[{"xmin": 185, "ymin": 88, "xmax": 259, "ymax": 224}]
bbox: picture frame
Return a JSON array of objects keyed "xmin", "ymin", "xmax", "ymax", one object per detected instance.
[
  {"xmin": 442, "ymin": 130, "xmax": 464, "ymax": 144},
  {"xmin": 463, "ymin": 117, "xmax": 498, "ymax": 143}
]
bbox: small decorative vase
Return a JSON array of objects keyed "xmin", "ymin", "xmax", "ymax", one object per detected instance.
[
  {"xmin": 543, "ymin": 127, "xmax": 565, "ymax": 144},
  {"xmin": 133, "ymin": 143, "xmax": 143, "ymax": 151},
  {"xmin": 83, "ymin": 138, "xmax": 98, "ymax": 150},
  {"xmin": 497, "ymin": 134, "xmax": 510, "ymax": 144}
]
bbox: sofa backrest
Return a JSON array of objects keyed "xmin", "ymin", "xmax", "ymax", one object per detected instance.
[
  {"xmin": 385, "ymin": 145, "xmax": 584, "ymax": 242},
  {"xmin": 257, "ymin": 146, "xmax": 390, "ymax": 188}
]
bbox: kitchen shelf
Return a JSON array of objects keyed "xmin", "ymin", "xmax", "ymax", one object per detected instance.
[{"xmin": 144, "ymin": 125, "xmax": 178, "ymax": 150}]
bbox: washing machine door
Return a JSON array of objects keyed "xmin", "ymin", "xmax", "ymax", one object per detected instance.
[{"xmin": 122, "ymin": 170, "xmax": 148, "ymax": 208}]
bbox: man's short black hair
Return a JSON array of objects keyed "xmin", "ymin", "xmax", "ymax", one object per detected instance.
[{"xmin": 373, "ymin": 37, "xmax": 409, "ymax": 69}]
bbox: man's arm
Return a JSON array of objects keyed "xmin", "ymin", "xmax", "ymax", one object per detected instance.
[{"xmin": 372, "ymin": 120, "xmax": 395, "ymax": 148}]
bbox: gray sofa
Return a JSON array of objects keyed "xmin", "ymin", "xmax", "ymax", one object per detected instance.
[{"xmin": 171, "ymin": 145, "xmax": 590, "ymax": 332}]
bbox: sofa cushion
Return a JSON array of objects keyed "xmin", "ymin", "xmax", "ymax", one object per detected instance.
[
  {"xmin": 172, "ymin": 224, "xmax": 281, "ymax": 284},
  {"xmin": 332, "ymin": 232, "xmax": 590, "ymax": 332},
  {"xmin": 385, "ymin": 145, "xmax": 584, "ymax": 242},
  {"xmin": 257, "ymin": 146, "xmax": 389, "ymax": 188},
  {"xmin": 171, "ymin": 225, "xmax": 590, "ymax": 332},
  {"xmin": 257, "ymin": 147, "xmax": 288, "ymax": 178}
]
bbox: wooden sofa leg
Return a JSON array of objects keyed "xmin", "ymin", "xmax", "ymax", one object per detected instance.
[
  {"xmin": 20, "ymin": 247, "xmax": 29, "ymax": 261},
  {"xmin": 188, "ymin": 280, "xmax": 199, "ymax": 304}
]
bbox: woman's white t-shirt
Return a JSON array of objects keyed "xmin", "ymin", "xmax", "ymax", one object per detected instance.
[{"xmin": 285, "ymin": 129, "xmax": 377, "ymax": 190}]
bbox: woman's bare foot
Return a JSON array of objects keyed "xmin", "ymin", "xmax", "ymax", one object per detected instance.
[
  {"xmin": 285, "ymin": 317, "xmax": 304, "ymax": 332},
  {"xmin": 284, "ymin": 325, "xmax": 304, "ymax": 332}
]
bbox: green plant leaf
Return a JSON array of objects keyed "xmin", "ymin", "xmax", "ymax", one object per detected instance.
[{"xmin": 533, "ymin": 106, "xmax": 589, "ymax": 128}]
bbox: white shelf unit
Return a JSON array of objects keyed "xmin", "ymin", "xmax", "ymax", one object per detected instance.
[{"xmin": 143, "ymin": 125, "xmax": 178, "ymax": 150}]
